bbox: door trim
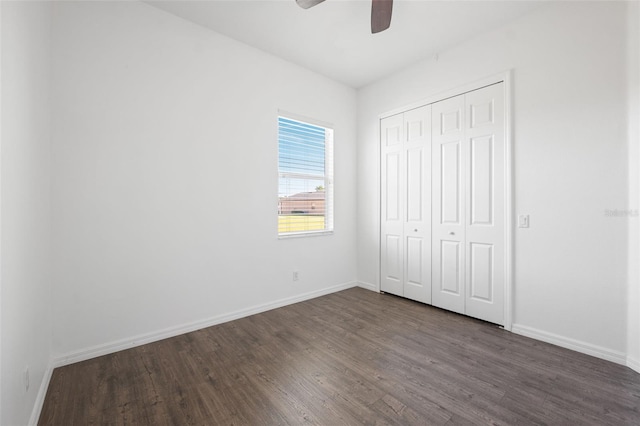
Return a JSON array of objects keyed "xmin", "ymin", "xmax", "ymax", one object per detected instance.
[{"xmin": 377, "ymin": 70, "xmax": 514, "ymax": 331}]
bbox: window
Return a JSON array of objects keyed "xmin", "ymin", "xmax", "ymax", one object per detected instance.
[{"xmin": 278, "ymin": 115, "xmax": 333, "ymax": 236}]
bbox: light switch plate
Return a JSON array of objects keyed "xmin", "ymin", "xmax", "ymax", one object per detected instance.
[{"xmin": 518, "ymin": 215, "xmax": 530, "ymax": 228}]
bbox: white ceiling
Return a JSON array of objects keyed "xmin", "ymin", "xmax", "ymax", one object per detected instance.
[{"xmin": 146, "ymin": 0, "xmax": 545, "ymax": 88}]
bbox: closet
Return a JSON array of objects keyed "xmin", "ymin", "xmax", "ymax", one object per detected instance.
[{"xmin": 380, "ymin": 82, "xmax": 506, "ymax": 326}]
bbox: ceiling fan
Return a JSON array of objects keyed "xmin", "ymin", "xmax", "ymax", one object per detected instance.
[{"xmin": 296, "ymin": 0, "xmax": 393, "ymax": 34}]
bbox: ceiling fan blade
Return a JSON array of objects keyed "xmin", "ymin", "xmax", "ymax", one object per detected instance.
[
  {"xmin": 371, "ymin": 0, "xmax": 393, "ymax": 33},
  {"xmin": 296, "ymin": 0, "xmax": 326, "ymax": 9}
]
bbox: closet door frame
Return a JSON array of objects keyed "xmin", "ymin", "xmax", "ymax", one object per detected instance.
[{"xmin": 377, "ymin": 70, "xmax": 514, "ymax": 331}]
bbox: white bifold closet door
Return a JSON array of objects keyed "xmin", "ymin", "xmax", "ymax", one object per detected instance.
[
  {"xmin": 432, "ymin": 82, "xmax": 505, "ymax": 325},
  {"xmin": 380, "ymin": 105, "xmax": 432, "ymax": 304}
]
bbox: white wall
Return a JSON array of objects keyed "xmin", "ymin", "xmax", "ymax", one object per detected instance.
[
  {"xmin": 627, "ymin": 1, "xmax": 640, "ymax": 373},
  {"xmin": 50, "ymin": 1, "xmax": 357, "ymax": 360},
  {"xmin": 1, "ymin": 1, "xmax": 53, "ymax": 424},
  {"xmin": 357, "ymin": 2, "xmax": 632, "ymax": 362}
]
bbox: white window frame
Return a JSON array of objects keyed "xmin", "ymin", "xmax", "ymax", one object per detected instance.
[{"xmin": 277, "ymin": 111, "xmax": 334, "ymax": 238}]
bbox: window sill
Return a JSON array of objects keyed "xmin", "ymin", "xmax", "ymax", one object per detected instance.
[{"xmin": 278, "ymin": 230, "xmax": 334, "ymax": 240}]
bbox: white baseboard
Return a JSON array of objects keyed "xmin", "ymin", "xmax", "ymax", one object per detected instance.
[
  {"xmin": 29, "ymin": 362, "xmax": 54, "ymax": 426},
  {"xmin": 627, "ymin": 355, "xmax": 640, "ymax": 373},
  {"xmin": 357, "ymin": 281, "xmax": 378, "ymax": 292},
  {"xmin": 511, "ymin": 324, "xmax": 627, "ymax": 366},
  {"xmin": 53, "ymin": 281, "xmax": 358, "ymax": 368}
]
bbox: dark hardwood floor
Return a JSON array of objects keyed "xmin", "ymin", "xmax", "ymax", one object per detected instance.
[{"xmin": 39, "ymin": 287, "xmax": 640, "ymax": 425}]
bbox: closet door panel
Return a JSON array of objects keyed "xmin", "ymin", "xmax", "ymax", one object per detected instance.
[
  {"xmin": 384, "ymin": 234, "xmax": 402, "ymax": 284},
  {"xmin": 406, "ymin": 236, "xmax": 424, "ymax": 286},
  {"xmin": 464, "ymin": 83, "xmax": 505, "ymax": 325},
  {"xmin": 406, "ymin": 146, "xmax": 424, "ymax": 222},
  {"xmin": 469, "ymin": 242, "xmax": 493, "ymax": 301},
  {"xmin": 440, "ymin": 240, "xmax": 462, "ymax": 295},
  {"xmin": 432, "ymin": 95, "xmax": 465, "ymax": 315},
  {"xmin": 403, "ymin": 106, "xmax": 432, "ymax": 304},
  {"xmin": 385, "ymin": 151, "xmax": 402, "ymax": 222},
  {"xmin": 469, "ymin": 134, "xmax": 494, "ymax": 226},
  {"xmin": 380, "ymin": 114, "xmax": 404, "ymax": 297},
  {"xmin": 441, "ymin": 141, "xmax": 462, "ymax": 224}
]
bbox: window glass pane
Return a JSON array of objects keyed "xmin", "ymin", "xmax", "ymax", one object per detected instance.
[
  {"xmin": 278, "ymin": 117, "xmax": 325, "ymax": 177},
  {"xmin": 278, "ymin": 116, "xmax": 332, "ymax": 236}
]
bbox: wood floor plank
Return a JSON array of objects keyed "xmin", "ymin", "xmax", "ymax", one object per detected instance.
[{"xmin": 39, "ymin": 288, "xmax": 640, "ymax": 425}]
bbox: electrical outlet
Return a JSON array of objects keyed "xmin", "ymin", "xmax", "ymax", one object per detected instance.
[
  {"xmin": 293, "ymin": 270, "xmax": 299, "ymax": 281},
  {"xmin": 23, "ymin": 367, "xmax": 29, "ymax": 392}
]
